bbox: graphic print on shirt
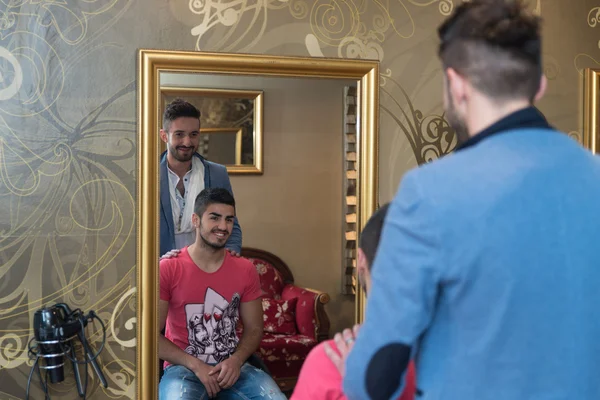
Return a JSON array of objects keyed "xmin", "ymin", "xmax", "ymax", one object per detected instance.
[{"xmin": 184, "ymin": 288, "xmax": 241, "ymax": 364}]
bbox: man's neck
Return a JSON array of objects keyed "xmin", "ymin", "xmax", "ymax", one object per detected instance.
[
  {"xmin": 167, "ymin": 153, "xmax": 192, "ymax": 179},
  {"xmin": 466, "ymin": 96, "xmax": 531, "ymax": 138},
  {"xmin": 187, "ymin": 242, "xmax": 226, "ymax": 273}
]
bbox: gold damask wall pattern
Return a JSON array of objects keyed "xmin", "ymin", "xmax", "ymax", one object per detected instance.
[
  {"xmin": 1, "ymin": 0, "xmax": 598, "ymax": 398},
  {"xmin": 0, "ymin": 1, "xmax": 137, "ymax": 399},
  {"xmin": 185, "ymin": 0, "xmax": 460, "ymax": 167}
]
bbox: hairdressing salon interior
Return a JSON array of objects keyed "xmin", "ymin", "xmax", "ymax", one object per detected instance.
[{"xmin": 0, "ymin": 1, "xmax": 599, "ymax": 399}]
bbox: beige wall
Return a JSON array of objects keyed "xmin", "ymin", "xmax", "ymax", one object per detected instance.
[
  {"xmin": 1, "ymin": 0, "xmax": 599, "ymax": 398},
  {"xmin": 234, "ymin": 78, "xmax": 354, "ymax": 335},
  {"xmin": 162, "ymin": 72, "xmax": 355, "ymax": 333}
]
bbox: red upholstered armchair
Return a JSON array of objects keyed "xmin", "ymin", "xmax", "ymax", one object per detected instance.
[{"xmin": 241, "ymin": 247, "xmax": 331, "ymax": 392}]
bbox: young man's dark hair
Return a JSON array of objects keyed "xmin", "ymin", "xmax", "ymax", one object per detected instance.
[
  {"xmin": 193, "ymin": 188, "xmax": 236, "ymax": 217},
  {"xmin": 438, "ymin": 0, "xmax": 542, "ymax": 102},
  {"xmin": 163, "ymin": 98, "xmax": 201, "ymax": 132},
  {"xmin": 359, "ymin": 203, "xmax": 391, "ymax": 267}
]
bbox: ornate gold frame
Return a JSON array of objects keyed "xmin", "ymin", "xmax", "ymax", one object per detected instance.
[
  {"xmin": 159, "ymin": 87, "xmax": 264, "ymax": 174},
  {"xmin": 137, "ymin": 49, "xmax": 379, "ymax": 399},
  {"xmin": 584, "ymin": 68, "xmax": 600, "ymax": 154}
]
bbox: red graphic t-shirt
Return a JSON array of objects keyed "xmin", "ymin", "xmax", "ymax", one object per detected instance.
[{"xmin": 160, "ymin": 248, "xmax": 263, "ymax": 366}]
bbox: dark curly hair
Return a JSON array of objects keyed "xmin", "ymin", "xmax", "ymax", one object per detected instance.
[
  {"xmin": 438, "ymin": 0, "xmax": 542, "ymax": 102},
  {"xmin": 163, "ymin": 98, "xmax": 201, "ymax": 133}
]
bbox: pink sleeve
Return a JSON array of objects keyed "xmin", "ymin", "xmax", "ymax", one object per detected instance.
[
  {"xmin": 242, "ymin": 261, "xmax": 263, "ymax": 302},
  {"xmin": 159, "ymin": 259, "xmax": 173, "ymax": 302},
  {"xmin": 291, "ymin": 341, "xmax": 347, "ymax": 400}
]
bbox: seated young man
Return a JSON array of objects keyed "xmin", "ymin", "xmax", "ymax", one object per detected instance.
[
  {"xmin": 291, "ymin": 203, "xmax": 416, "ymax": 400},
  {"xmin": 158, "ymin": 188, "xmax": 286, "ymax": 399}
]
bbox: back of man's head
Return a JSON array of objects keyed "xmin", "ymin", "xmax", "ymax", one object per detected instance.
[
  {"xmin": 194, "ymin": 188, "xmax": 236, "ymax": 217},
  {"xmin": 438, "ymin": 0, "xmax": 542, "ymax": 102},
  {"xmin": 163, "ymin": 98, "xmax": 201, "ymax": 132},
  {"xmin": 359, "ymin": 203, "xmax": 391, "ymax": 270}
]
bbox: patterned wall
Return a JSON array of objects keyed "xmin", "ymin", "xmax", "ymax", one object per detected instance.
[{"xmin": 0, "ymin": 0, "xmax": 598, "ymax": 398}]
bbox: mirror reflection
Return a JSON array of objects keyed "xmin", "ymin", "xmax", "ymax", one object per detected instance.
[
  {"xmin": 160, "ymin": 84, "xmax": 263, "ymax": 174},
  {"xmin": 141, "ymin": 52, "xmax": 379, "ymax": 400},
  {"xmin": 198, "ymin": 127, "xmax": 243, "ymax": 165},
  {"xmin": 158, "ymin": 73, "xmax": 358, "ymax": 395},
  {"xmin": 159, "ymin": 84, "xmax": 263, "ymax": 174}
]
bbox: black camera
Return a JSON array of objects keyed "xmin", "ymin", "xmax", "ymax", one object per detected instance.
[{"xmin": 28, "ymin": 303, "xmax": 108, "ymax": 399}]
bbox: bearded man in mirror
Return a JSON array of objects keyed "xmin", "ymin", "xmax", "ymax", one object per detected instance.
[{"xmin": 160, "ymin": 99, "xmax": 242, "ymax": 257}]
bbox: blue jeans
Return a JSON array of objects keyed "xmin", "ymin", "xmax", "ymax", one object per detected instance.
[{"xmin": 159, "ymin": 363, "xmax": 287, "ymax": 400}]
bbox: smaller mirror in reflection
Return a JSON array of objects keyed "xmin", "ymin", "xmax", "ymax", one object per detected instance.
[
  {"xmin": 160, "ymin": 87, "xmax": 263, "ymax": 174},
  {"xmin": 198, "ymin": 127, "xmax": 242, "ymax": 165}
]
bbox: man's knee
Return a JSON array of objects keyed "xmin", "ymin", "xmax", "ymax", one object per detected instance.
[
  {"xmin": 236, "ymin": 364, "xmax": 286, "ymax": 399},
  {"xmin": 159, "ymin": 365, "xmax": 208, "ymax": 400}
]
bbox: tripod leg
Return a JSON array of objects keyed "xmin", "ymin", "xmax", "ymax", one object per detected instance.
[
  {"xmin": 70, "ymin": 344, "xmax": 84, "ymax": 397},
  {"xmin": 86, "ymin": 350, "xmax": 108, "ymax": 388},
  {"xmin": 78, "ymin": 332, "xmax": 108, "ymax": 388}
]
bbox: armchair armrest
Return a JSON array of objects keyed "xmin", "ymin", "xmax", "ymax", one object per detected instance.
[{"xmin": 282, "ymin": 284, "xmax": 330, "ymax": 342}]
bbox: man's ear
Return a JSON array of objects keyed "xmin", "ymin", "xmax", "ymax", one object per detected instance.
[
  {"xmin": 446, "ymin": 67, "xmax": 468, "ymax": 105},
  {"xmin": 534, "ymin": 74, "xmax": 547, "ymax": 102},
  {"xmin": 159, "ymin": 129, "xmax": 168, "ymax": 144},
  {"xmin": 192, "ymin": 213, "xmax": 199, "ymax": 228}
]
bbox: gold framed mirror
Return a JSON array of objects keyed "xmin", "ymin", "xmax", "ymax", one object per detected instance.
[
  {"xmin": 137, "ymin": 49, "xmax": 379, "ymax": 399},
  {"xmin": 583, "ymin": 68, "xmax": 599, "ymax": 154},
  {"xmin": 198, "ymin": 127, "xmax": 243, "ymax": 165},
  {"xmin": 159, "ymin": 87, "xmax": 264, "ymax": 174}
]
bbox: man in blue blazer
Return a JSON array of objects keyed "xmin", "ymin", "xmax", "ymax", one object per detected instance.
[
  {"xmin": 341, "ymin": 1, "xmax": 600, "ymax": 399},
  {"xmin": 160, "ymin": 99, "xmax": 242, "ymax": 257}
]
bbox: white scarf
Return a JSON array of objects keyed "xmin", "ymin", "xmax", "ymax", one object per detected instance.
[{"xmin": 170, "ymin": 156, "xmax": 205, "ymax": 236}]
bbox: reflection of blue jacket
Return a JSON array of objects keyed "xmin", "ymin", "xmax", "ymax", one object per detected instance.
[{"xmin": 159, "ymin": 152, "xmax": 242, "ymax": 256}]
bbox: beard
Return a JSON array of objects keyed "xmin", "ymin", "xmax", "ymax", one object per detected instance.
[
  {"xmin": 443, "ymin": 76, "xmax": 470, "ymax": 146},
  {"xmin": 445, "ymin": 94, "xmax": 470, "ymax": 145},
  {"xmin": 358, "ymin": 270, "xmax": 368, "ymax": 296},
  {"xmin": 359, "ymin": 281, "xmax": 368, "ymax": 296},
  {"xmin": 168, "ymin": 142, "xmax": 196, "ymax": 162},
  {"xmin": 199, "ymin": 227, "xmax": 229, "ymax": 251}
]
